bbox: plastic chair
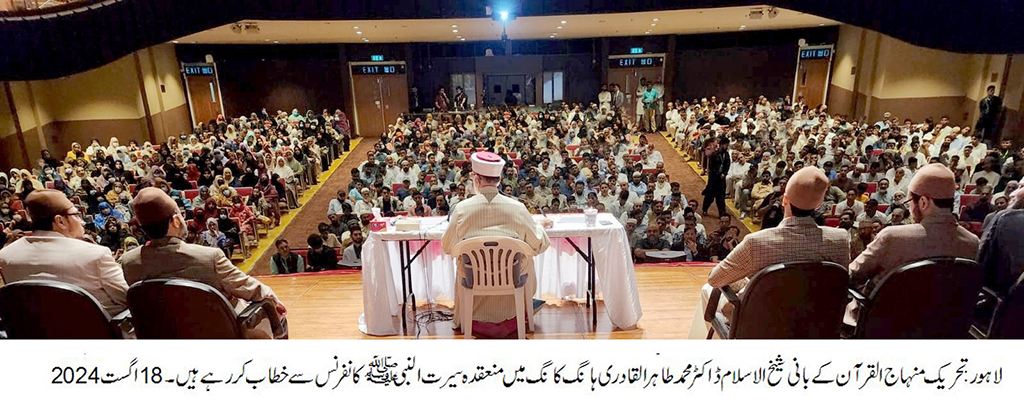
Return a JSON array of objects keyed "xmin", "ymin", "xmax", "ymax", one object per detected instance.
[
  {"xmin": 127, "ymin": 279, "xmax": 287, "ymax": 339},
  {"xmin": 0, "ymin": 280, "xmax": 129, "ymax": 339},
  {"xmin": 452, "ymin": 237, "xmax": 535, "ymax": 339},
  {"xmin": 704, "ymin": 261, "xmax": 849, "ymax": 339},
  {"xmin": 848, "ymin": 257, "xmax": 981, "ymax": 339}
]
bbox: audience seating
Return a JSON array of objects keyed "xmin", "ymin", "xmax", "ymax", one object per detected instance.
[
  {"xmin": 959, "ymin": 194, "xmax": 981, "ymax": 216},
  {"xmin": 0, "ymin": 280, "xmax": 129, "ymax": 339},
  {"xmin": 865, "ymin": 182, "xmax": 877, "ymax": 194},
  {"xmin": 126, "ymin": 279, "xmax": 287, "ymax": 339},
  {"xmin": 965, "ymin": 184, "xmax": 977, "ymax": 194},
  {"xmin": 824, "ymin": 217, "xmax": 841, "ymax": 227},
  {"xmin": 453, "ymin": 236, "xmax": 535, "ymax": 339},
  {"xmin": 625, "ymin": 154, "xmax": 641, "ymax": 162},
  {"xmin": 971, "ymin": 277, "xmax": 1024, "ymax": 339},
  {"xmin": 184, "ymin": 189, "xmax": 199, "ymax": 201},
  {"xmin": 877, "ymin": 204, "xmax": 889, "ymax": 213},
  {"xmin": 846, "ymin": 257, "xmax": 981, "ymax": 339},
  {"xmin": 704, "ymin": 261, "xmax": 849, "ymax": 339}
]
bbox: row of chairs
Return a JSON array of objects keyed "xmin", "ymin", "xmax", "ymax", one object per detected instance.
[
  {"xmin": 0, "ymin": 279, "xmax": 288, "ymax": 339},
  {"xmin": 704, "ymin": 257, "xmax": 1022, "ymax": 339}
]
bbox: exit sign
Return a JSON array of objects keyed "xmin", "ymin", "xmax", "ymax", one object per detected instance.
[
  {"xmin": 370, "ymin": 55, "xmax": 384, "ymax": 61},
  {"xmin": 629, "ymin": 47, "xmax": 644, "ymax": 54}
]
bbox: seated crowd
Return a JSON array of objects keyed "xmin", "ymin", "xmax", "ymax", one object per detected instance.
[{"xmin": 0, "ymin": 108, "xmax": 353, "ymax": 262}]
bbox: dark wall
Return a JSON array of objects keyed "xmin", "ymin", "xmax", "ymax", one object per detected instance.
[
  {"xmin": 178, "ymin": 45, "xmax": 347, "ymax": 117},
  {"xmin": 671, "ymin": 27, "xmax": 838, "ymax": 102}
]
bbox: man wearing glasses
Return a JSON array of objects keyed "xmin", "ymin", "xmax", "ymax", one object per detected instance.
[
  {"xmin": 119, "ymin": 187, "xmax": 286, "ymax": 338},
  {"xmin": 0, "ymin": 190, "xmax": 129, "ymax": 316},
  {"xmin": 845, "ymin": 163, "xmax": 980, "ymax": 323}
]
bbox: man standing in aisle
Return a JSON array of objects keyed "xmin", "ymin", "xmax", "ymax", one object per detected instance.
[
  {"xmin": 441, "ymin": 152, "xmax": 552, "ymax": 338},
  {"xmin": 977, "ymin": 85, "xmax": 1002, "ymax": 145},
  {"xmin": 702, "ymin": 136, "xmax": 731, "ymax": 217}
]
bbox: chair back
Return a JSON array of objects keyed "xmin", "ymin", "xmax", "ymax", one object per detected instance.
[
  {"xmin": 452, "ymin": 237, "xmax": 533, "ymax": 294},
  {"xmin": 127, "ymin": 279, "xmax": 243, "ymax": 339},
  {"xmin": 988, "ymin": 275, "xmax": 1024, "ymax": 338},
  {"xmin": 730, "ymin": 261, "xmax": 849, "ymax": 339},
  {"xmin": 857, "ymin": 257, "xmax": 981, "ymax": 339},
  {"xmin": 0, "ymin": 280, "xmax": 121, "ymax": 339}
]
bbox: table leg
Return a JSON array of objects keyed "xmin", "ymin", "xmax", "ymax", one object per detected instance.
[
  {"xmin": 588, "ymin": 237, "xmax": 596, "ymax": 327},
  {"xmin": 406, "ymin": 240, "xmax": 417, "ymax": 337},
  {"xmin": 400, "ymin": 241, "xmax": 409, "ymax": 334}
]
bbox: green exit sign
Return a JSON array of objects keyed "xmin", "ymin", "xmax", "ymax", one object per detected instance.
[
  {"xmin": 630, "ymin": 47, "xmax": 644, "ymax": 54},
  {"xmin": 370, "ymin": 55, "xmax": 384, "ymax": 61}
]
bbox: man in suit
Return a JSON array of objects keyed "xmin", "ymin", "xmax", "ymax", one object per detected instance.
[
  {"xmin": 702, "ymin": 136, "xmax": 732, "ymax": 217},
  {"xmin": 688, "ymin": 167, "xmax": 851, "ymax": 339},
  {"xmin": 0, "ymin": 190, "xmax": 129, "ymax": 316},
  {"xmin": 120, "ymin": 187, "xmax": 286, "ymax": 338},
  {"xmin": 441, "ymin": 152, "xmax": 553, "ymax": 338},
  {"xmin": 977, "ymin": 85, "xmax": 1002, "ymax": 145},
  {"xmin": 846, "ymin": 164, "xmax": 980, "ymax": 323}
]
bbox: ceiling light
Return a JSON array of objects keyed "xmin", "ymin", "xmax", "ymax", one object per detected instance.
[
  {"xmin": 361, "ymin": 37, "xmax": 367, "ymax": 40},
  {"xmin": 740, "ymin": 25, "xmax": 746, "ymax": 28},
  {"xmin": 819, "ymin": 23, "xmax": 825, "ymax": 26},
  {"xmin": 557, "ymin": 26, "xmax": 562, "ymax": 29},
  {"xmin": 653, "ymin": 18, "xmax": 659, "ymax": 21},
  {"xmin": 549, "ymin": 35, "xmax": 555, "ymax": 38},
  {"xmin": 650, "ymin": 23, "xmax": 656, "ymax": 26},
  {"xmin": 171, "ymin": 40, "xmax": 179, "ymax": 44},
  {"xmin": 273, "ymin": 41, "xmax": 279, "ymax": 44},
  {"xmin": 353, "ymin": 26, "xmax": 359, "ymax": 29},
  {"xmin": 460, "ymin": 38, "xmax": 466, "ymax": 41},
  {"xmin": 453, "ymin": 29, "xmax": 459, "ymax": 33},
  {"xmin": 356, "ymin": 31, "xmax": 362, "ymax": 34},
  {"xmin": 264, "ymin": 39, "xmax": 270, "ymax": 41},
  {"xmin": 452, "ymin": 24, "xmax": 458, "ymax": 28}
]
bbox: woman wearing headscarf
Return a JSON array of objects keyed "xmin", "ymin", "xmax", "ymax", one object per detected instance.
[
  {"xmin": 200, "ymin": 217, "xmax": 232, "ymax": 258},
  {"xmin": 105, "ymin": 137, "xmax": 121, "ymax": 157},
  {"xmin": 273, "ymin": 156, "xmax": 299, "ymax": 208},
  {"xmin": 256, "ymin": 174, "xmax": 281, "ymax": 227},
  {"xmin": 66, "ymin": 142, "xmax": 90, "ymax": 162},
  {"xmin": 222, "ymin": 168, "xmax": 241, "ymax": 188},
  {"xmin": 92, "ymin": 201, "xmax": 125, "ymax": 229},
  {"xmin": 99, "ymin": 216, "xmax": 129, "ymax": 254},
  {"xmin": 0, "ymin": 172, "xmax": 9, "ymax": 192},
  {"xmin": 213, "ymin": 183, "xmax": 238, "ymax": 207},
  {"xmin": 122, "ymin": 236, "xmax": 140, "ymax": 255},
  {"xmin": 105, "ymin": 181, "xmax": 126, "ymax": 204},
  {"xmin": 229, "ymin": 195, "xmax": 256, "ymax": 240}
]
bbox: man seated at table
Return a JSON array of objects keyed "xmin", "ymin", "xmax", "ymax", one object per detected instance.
[
  {"xmin": 441, "ymin": 151, "xmax": 553, "ymax": 338},
  {"xmin": 687, "ymin": 167, "xmax": 851, "ymax": 338}
]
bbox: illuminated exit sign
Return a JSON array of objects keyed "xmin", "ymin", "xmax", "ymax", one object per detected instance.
[
  {"xmin": 629, "ymin": 47, "xmax": 644, "ymax": 54},
  {"xmin": 370, "ymin": 55, "xmax": 384, "ymax": 61}
]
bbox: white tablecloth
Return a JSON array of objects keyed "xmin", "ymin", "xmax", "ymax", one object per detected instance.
[{"xmin": 359, "ymin": 213, "xmax": 643, "ymax": 336}]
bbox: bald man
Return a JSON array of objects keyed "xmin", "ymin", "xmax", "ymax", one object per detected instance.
[{"xmin": 688, "ymin": 167, "xmax": 850, "ymax": 339}]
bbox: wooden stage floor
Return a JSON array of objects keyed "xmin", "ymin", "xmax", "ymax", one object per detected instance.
[{"xmin": 256, "ymin": 265, "xmax": 711, "ymax": 339}]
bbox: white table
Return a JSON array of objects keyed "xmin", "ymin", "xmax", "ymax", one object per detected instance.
[{"xmin": 359, "ymin": 213, "xmax": 643, "ymax": 336}]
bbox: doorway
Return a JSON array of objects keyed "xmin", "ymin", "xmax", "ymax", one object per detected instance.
[
  {"xmin": 793, "ymin": 46, "xmax": 834, "ymax": 109},
  {"xmin": 182, "ymin": 63, "xmax": 224, "ymax": 128},
  {"xmin": 606, "ymin": 58, "xmax": 665, "ymax": 120},
  {"xmin": 349, "ymin": 62, "xmax": 409, "ymax": 138},
  {"xmin": 484, "ymin": 74, "xmax": 534, "ymax": 106}
]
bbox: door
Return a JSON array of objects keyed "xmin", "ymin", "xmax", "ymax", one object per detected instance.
[
  {"xmin": 185, "ymin": 75, "xmax": 223, "ymax": 126},
  {"xmin": 485, "ymin": 75, "xmax": 506, "ymax": 106},
  {"xmin": 380, "ymin": 74, "xmax": 409, "ymax": 130},
  {"xmin": 796, "ymin": 58, "xmax": 830, "ymax": 109},
  {"xmin": 352, "ymin": 75, "xmax": 385, "ymax": 137},
  {"xmin": 351, "ymin": 71, "xmax": 409, "ymax": 137}
]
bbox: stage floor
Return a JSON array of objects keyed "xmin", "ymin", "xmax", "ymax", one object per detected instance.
[{"xmin": 256, "ymin": 264, "xmax": 712, "ymax": 339}]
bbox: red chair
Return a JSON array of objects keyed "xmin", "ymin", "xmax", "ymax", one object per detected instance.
[
  {"xmin": 236, "ymin": 187, "xmax": 253, "ymax": 197},
  {"xmin": 642, "ymin": 168, "xmax": 660, "ymax": 176},
  {"xmin": 570, "ymin": 157, "xmax": 583, "ymax": 163},
  {"xmin": 965, "ymin": 221, "xmax": 984, "ymax": 237},
  {"xmin": 393, "ymin": 183, "xmax": 405, "ymax": 193},
  {"xmin": 877, "ymin": 204, "xmax": 889, "ymax": 213},
  {"xmin": 566, "ymin": 145, "xmax": 580, "ymax": 153},
  {"xmin": 965, "ymin": 184, "xmax": 977, "ymax": 194},
  {"xmin": 189, "ymin": 181, "xmax": 198, "ymax": 189},
  {"xmin": 129, "ymin": 184, "xmax": 137, "ymax": 194},
  {"xmin": 507, "ymin": 153, "xmax": 518, "ymax": 159},
  {"xmin": 45, "ymin": 181, "xmax": 54, "ymax": 189},
  {"xmin": 626, "ymin": 154, "xmax": 641, "ymax": 162},
  {"xmin": 453, "ymin": 160, "xmax": 468, "ymax": 168},
  {"xmin": 513, "ymin": 159, "xmax": 523, "ymax": 166},
  {"xmin": 865, "ymin": 182, "xmax": 878, "ymax": 194},
  {"xmin": 425, "ymin": 175, "xmax": 436, "ymax": 183},
  {"xmin": 871, "ymin": 149, "xmax": 883, "ymax": 156},
  {"xmin": 959, "ymin": 194, "xmax": 982, "ymax": 216},
  {"xmin": 824, "ymin": 217, "xmax": 841, "ymax": 227},
  {"xmin": 184, "ymin": 189, "xmax": 199, "ymax": 201}
]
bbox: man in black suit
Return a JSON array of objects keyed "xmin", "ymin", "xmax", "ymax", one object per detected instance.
[
  {"xmin": 702, "ymin": 136, "xmax": 731, "ymax": 217},
  {"xmin": 977, "ymin": 85, "xmax": 1002, "ymax": 145}
]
